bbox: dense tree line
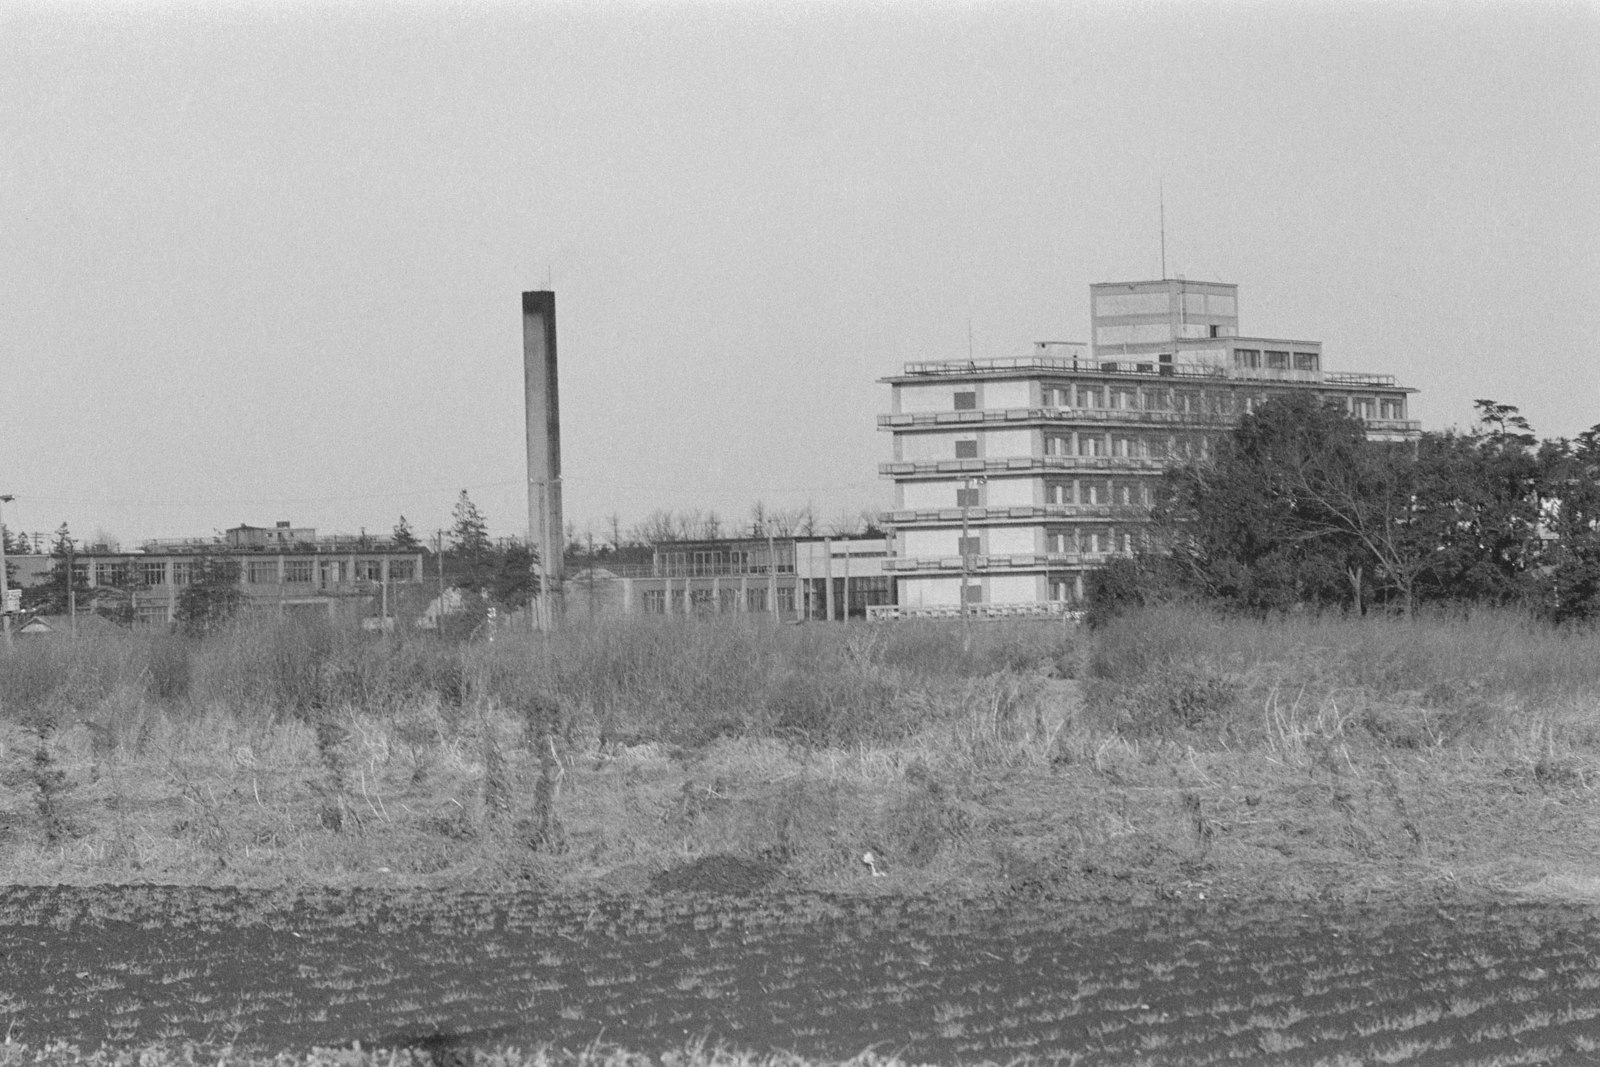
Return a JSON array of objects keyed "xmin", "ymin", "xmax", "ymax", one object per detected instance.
[{"xmin": 1090, "ymin": 395, "xmax": 1600, "ymax": 625}]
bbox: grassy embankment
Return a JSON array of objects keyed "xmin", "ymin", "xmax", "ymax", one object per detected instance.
[{"xmin": 0, "ymin": 608, "xmax": 1596, "ymax": 902}]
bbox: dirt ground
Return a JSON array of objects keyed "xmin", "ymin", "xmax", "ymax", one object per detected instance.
[{"xmin": 2, "ymin": 885, "xmax": 1598, "ymax": 1064}]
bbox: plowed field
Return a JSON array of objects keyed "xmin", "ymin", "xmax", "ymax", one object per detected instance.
[{"xmin": 3, "ymin": 888, "xmax": 1598, "ymax": 1064}]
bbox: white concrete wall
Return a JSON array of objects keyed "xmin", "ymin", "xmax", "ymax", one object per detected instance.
[
  {"xmin": 988, "ymin": 574, "xmax": 1040, "ymax": 604},
  {"xmin": 899, "ymin": 433, "xmax": 973, "ymax": 461},
  {"xmin": 899, "ymin": 576, "xmax": 962, "ymax": 606},
  {"xmin": 898, "ymin": 383, "xmax": 959, "ymax": 414},
  {"xmin": 983, "ymin": 428, "xmax": 1032, "ymax": 458},
  {"xmin": 900, "ymin": 480, "xmax": 958, "ymax": 509},
  {"xmin": 902, "ymin": 528, "xmax": 959, "ymax": 557},
  {"xmin": 984, "ymin": 477, "xmax": 1036, "ymax": 507},
  {"xmin": 985, "ymin": 380, "xmax": 1031, "ymax": 409},
  {"xmin": 986, "ymin": 526, "xmax": 1039, "ymax": 556}
]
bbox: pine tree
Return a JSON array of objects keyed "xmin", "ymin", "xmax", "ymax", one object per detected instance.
[
  {"xmin": 21, "ymin": 524, "xmax": 93, "ymax": 615},
  {"xmin": 449, "ymin": 491, "xmax": 494, "ymax": 591},
  {"xmin": 174, "ymin": 553, "xmax": 246, "ymax": 636},
  {"xmin": 392, "ymin": 515, "xmax": 422, "ymax": 552}
]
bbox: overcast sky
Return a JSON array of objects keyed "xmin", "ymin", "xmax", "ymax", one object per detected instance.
[{"xmin": 3, "ymin": 1, "xmax": 1596, "ymax": 548}]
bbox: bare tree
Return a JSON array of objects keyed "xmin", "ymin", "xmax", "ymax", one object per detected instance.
[{"xmin": 631, "ymin": 509, "xmax": 677, "ymax": 546}]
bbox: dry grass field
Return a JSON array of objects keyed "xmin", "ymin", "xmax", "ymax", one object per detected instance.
[
  {"xmin": 1, "ymin": 609, "xmax": 1598, "ymax": 1065},
  {"xmin": 0, "ymin": 608, "xmax": 1596, "ymax": 904}
]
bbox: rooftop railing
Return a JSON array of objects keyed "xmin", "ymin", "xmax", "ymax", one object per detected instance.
[
  {"xmin": 140, "ymin": 536, "xmax": 421, "ymax": 555},
  {"xmin": 895, "ymin": 356, "xmax": 1404, "ymax": 388},
  {"xmin": 868, "ymin": 602, "xmax": 1081, "ymax": 621}
]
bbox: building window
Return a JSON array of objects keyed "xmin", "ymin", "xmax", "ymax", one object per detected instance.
[
  {"xmin": 962, "ymin": 583, "xmax": 984, "ymax": 604},
  {"xmin": 957, "ymin": 536, "xmax": 981, "ymax": 557},
  {"xmin": 247, "ymin": 560, "xmax": 278, "ymax": 584},
  {"xmin": 1078, "ymin": 387, "xmax": 1101, "ymax": 408},
  {"xmin": 954, "ymin": 439, "xmax": 978, "ymax": 459},
  {"xmin": 746, "ymin": 587, "xmax": 767, "ymax": 612},
  {"xmin": 1045, "ymin": 480, "xmax": 1070, "ymax": 505},
  {"xmin": 1046, "ymin": 434, "xmax": 1070, "ymax": 457},
  {"xmin": 283, "ymin": 560, "xmax": 314, "ymax": 583},
  {"xmin": 1079, "ymin": 436, "xmax": 1104, "ymax": 457},
  {"xmin": 389, "ymin": 560, "xmax": 416, "ymax": 581},
  {"xmin": 1293, "ymin": 352, "xmax": 1319, "ymax": 372},
  {"xmin": 140, "ymin": 561, "xmax": 167, "ymax": 586},
  {"xmin": 1265, "ymin": 350, "xmax": 1290, "ymax": 370},
  {"xmin": 1048, "ymin": 530, "xmax": 1071, "ymax": 553},
  {"xmin": 776, "ymin": 586, "xmax": 796, "ymax": 611},
  {"xmin": 643, "ymin": 589, "xmax": 666, "ymax": 614},
  {"xmin": 953, "ymin": 390, "xmax": 977, "ymax": 411},
  {"xmin": 1049, "ymin": 577, "xmax": 1074, "ymax": 602},
  {"xmin": 718, "ymin": 588, "xmax": 738, "ymax": 613},
  {"xmin": 955, "ymin": 487, "xmax": 980, "ymax": 508},
  {"xmin": 135, "ymin": 604, "xmax": 168, "ymax": 628},
  {"xmin": 1233, "ymin": 349, "xmax": 1260, "ymax": 369},
  {"xmin": 170, "ymin": 562, "xmax": 192, "ymax": 587},
  {"xmin": 357, "ymin": 560, "xmax": 384, "ymax": 581}
]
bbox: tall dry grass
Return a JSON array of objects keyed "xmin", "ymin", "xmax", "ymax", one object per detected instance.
[{"xmin": 0, "ymin": 607, "xmax": 1595, "ymax": 894}]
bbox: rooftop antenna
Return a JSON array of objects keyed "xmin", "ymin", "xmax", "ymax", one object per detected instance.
[{"xmin": 1159, "ymin": 181, "xmax": 1166, "ymax": 281}]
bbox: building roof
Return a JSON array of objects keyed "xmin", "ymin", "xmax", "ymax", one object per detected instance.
[{"xmin": 17, "ymin": 613, "xmax": 127, "ymax": 636}]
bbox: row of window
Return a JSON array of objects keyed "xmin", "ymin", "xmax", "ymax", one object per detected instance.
[
  {"xmin": 641, "ymin": 586, "xmax": 797, "ymax": 614},
  {"xmin": 82, "ymin": 558, "xmax": 418, "ymax": 587},
  {"xmin": 1042, "ymin": 433, "xmax": 1208, "ymax": 460},
  {"xmin": 1233, "ymin": 349, "xmax": 1319, "ymax": 372},
  {"xmin": 940, "ymin": 528, "xmax": 1138, "ymax": 558},
  {"xmin": 949, "ymin": 385, "xmax": 1404, "ymax": 419},
  {"xmin": 947, "ymin": 480, "xmax": 1153, "ymax": 509}
]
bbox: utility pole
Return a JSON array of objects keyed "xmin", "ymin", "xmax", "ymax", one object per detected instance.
[
  {"xmin": 0, "ymin": 494, "xmax": 13, "ymax": 649},
  {"xmin": 436, "ymin": 530, "xmax": 446, "ymax": 629},
  {"xmin": 959, "ymin": 475, "xmax": 986, "ymax": 627},
  {"xmin": 767, "ymin": 523, "xmax": 778, "ymax": 621},
  {"xmin": 960, "ymin": 478, "xmax": 971, "ymax": 629}
]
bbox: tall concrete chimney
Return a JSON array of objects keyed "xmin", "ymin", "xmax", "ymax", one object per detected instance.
[{"xmin": 522, "ymin": 290, "xmax": 563, "ymax": 624}]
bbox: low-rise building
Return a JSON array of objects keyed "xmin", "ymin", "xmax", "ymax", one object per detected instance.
[
  {"xmin": 41, "ymin": 521, "xmax": 428, "ymax": 629},
  {"xmin": 583, "ymin": 535, "xmax": 892, "ymax": 621}
]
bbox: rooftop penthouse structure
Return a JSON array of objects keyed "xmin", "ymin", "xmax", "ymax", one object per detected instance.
[{"xmin": 874, "ymin": 278, "xmax": 1418, "ymax": 618}]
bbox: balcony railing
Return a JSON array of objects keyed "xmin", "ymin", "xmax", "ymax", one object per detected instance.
[
  {"xmin": 879, "ymin": 407, "xmax": 1228, "ymax": 430},
  {"xmin": 1362, "ymin": 418, "xmax": 1422, "ymax": 434},
  {"xmin": 881, "ymin": 456, "xmax": 1170, "ymax": 477},
  {"xmin": 596, "ymin": 563, "xmax": 796, "ymax": 579},
  {"xmin": 867, "ymin": 602, "xmax": 1082, "ymax": 622},
  {"xmin": 1325, "ymin": 371, "xmax": 1400, "ymax": 387},
  {"xmin": 884, "ymin": 551, "xmax": 1113, "ymax": 572},
  {"xmin": 894, "ymin": 356, "xmax": 1406, "ymax": 388},
  {"xmin": 882, "ymin": 504, "xmax": 1149, "ymax": 525}
]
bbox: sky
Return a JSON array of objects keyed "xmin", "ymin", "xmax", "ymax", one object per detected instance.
[{"xmin": 3, "ymin": 1, "xmax": 1597, "ymax": 549}]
